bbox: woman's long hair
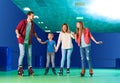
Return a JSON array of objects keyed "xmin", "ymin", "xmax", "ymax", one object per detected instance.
[
  {"xmin": 76, "ymin": 21, "xmax": 84, "ymax": 36},
  {"xmin": 61, "ymin": 23, "xmax": 70, "ymax": 33}
]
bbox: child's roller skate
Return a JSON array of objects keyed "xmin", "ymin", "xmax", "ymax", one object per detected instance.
[
  {"xmin": 89, "ymin": 69, "xmax": 93, "ymax": 77},
  {"xmin": 52, "ymin": 68, "xmax": 57, "ymax": 75},
  {"xmin": 18, "ymin": 66, "xmax": 24, "ymax": 76},
  {"xmin": 58, "ymin": 68, "xmax": 63, "ymax": 76},
  {"xmin": 80, "ymin": 69, "xmax": 85, "ymax": 77},
  {"xmin": 44, "ymin": 67, "xmax": 49, "ymax": 75},
  {"xmin": 28, "ymin": 67, "xmax": 34, "ymax": 76},
  {"xmin": 66, "ymin": 68, "xmax": 70, "ymax": 74}
]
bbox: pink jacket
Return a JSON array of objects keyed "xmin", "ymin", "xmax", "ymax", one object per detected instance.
[{"xmin": 76, "ymin": 28, "xmax": 93, "ymax": 46}]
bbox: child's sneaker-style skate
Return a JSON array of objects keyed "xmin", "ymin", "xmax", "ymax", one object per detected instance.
[
  {"xmin": 52, "ymin": 68, "xmax": 57, "ymax": 75},
  {"xmin": 44, "ymin": 67, "xmax": 49, "ymax": 75}
]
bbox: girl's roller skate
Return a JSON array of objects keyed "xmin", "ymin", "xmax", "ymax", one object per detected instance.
[
  {"xmin": 52, "ymin": 68, "xmax": 57, "ymax": 75},
  {"xmin": 66, "ymin": 68, "xmax": 70, "ymax": 74},
  {"xmin": 89, "ymin": 69, "xmax": 93, "ymax": 77},
  {"xmin": 58, "ymin": 68, "xmax": 63, "ymax": 76},
  {"xmin": 80, "ymin": 69, "xmax": 85, "ymax": 77}
]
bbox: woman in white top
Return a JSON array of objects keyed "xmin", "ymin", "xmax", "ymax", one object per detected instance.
[{"xmin": 56, "ymin": 23, "xmax": 74, "ymax": 76}]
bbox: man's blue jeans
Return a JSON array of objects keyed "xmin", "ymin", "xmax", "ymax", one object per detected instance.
[{"xmin": 18, "ymin": 44, "xmax": 32, "ymax": 67}]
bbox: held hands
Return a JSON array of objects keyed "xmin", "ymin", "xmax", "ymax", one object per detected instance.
[
  {"xmin": 55, "ymin": 47, "xmax": 58, "ymax": 53},
  {"xmin": 37, "ymin": 37, "xmax": 42, "ymax": 42},
  {"xmin": 96, "ymin": 41, "xmax": 103, "ymax": 44}
]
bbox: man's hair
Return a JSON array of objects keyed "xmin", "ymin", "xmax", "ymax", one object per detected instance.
[{"xmin": 27, "ymin": 11, "xmax": 34, "ymax": 16}]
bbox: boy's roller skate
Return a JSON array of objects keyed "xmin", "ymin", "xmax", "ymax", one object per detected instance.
[
  {"xmin": 28, "ymin": 67, "xmax": 34, "ymax": 76},
  {"xmin": 52, "ymin": 68, "xmax": 57, "ymax": 75},
  {"xmin": 80, "ymin": 69, "xmax": 85, "ymax": 77},
  {"xmin": 58, "ymin": 68, "xmax": 63, "ymax": 76},
  {"xmin": 44, "ymin": 67, "xmax": 49, "ymax": 75},
  {"xmin": 18, "ymin": 66, "xmax": 24, "ymax": 76}
]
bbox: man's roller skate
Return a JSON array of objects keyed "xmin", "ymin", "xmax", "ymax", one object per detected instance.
[
  {"xmin": 28, "ymin": 67, "xmax": 34, "ymax": 76},
  {"xmin": 18, "ymin": 66, "xmax": 24, "ymax": 76}
]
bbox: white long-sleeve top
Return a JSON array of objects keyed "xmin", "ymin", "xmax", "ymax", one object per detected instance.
[{"xmin": 56, "ymin": 32, "xmax": 74, "ymax": 50}]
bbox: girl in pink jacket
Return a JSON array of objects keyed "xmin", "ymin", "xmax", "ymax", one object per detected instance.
[{"xmin": 75, "ymin": 21, "xmax": 102, "ymax": 77}]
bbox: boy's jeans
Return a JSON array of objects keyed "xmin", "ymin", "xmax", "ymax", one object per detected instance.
[{"xmin": 46, "ymin": 52, "xmax": 55, "ymax": 68}]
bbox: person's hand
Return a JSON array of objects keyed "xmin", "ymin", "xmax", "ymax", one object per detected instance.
[
  {"xmin": 74, "ymin": 34, "xmax": 78, "ymax": 42},
  {"xmin": 74, "ymin": 33, "xmax": 77, "ymax": 37},
  {"xmin": 55, "ymin": 48, "xmax": 58, "ymax": 53},
  {"xmin": 72, "ymin": 32, "xmax": 75, "ymax": 36},
  {"xmin": 16, "ymin": 34, "xmax": 21, "ymax": 38},
  {"xmin": 37, "ymin": 38, "xmax": 42, "ymax": 42},
  {"xmin": 96, "ymin": 41, "xmax": 103, "ymax": 44}
]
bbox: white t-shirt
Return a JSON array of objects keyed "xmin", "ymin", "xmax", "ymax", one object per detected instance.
[
  {"xmin": 80, "ymin": 33, "xmax": 90, "ymax": 48},
  {"xmin": 56, "ymin": 32, "xmax": 74, "ymax": 49}
]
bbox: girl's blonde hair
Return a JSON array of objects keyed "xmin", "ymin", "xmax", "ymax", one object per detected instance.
[
  {"xmin": 76, "ymin": 21, "xmax": 84, "ymax": 36},
  {"xmin": 61, "ymin": 23, "xmax": 70, "ymax": 33},
  {"xmin": 76, "ymin": 21, "xmax": 84, "ymax": 34}
]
